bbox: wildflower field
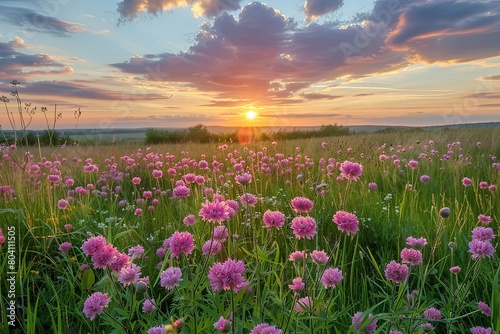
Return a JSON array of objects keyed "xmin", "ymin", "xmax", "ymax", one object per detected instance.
[{"xmin": 0, "ymin": 127, "xmax": 499, "ymax": 334}]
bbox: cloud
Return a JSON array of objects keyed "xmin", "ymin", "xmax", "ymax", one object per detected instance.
[
  {"xmin": 301, "ymin": 93, "xmax": 343, "ymax": 100},
  {"xmin": 116, "ymin": 0, "xmax": 244, "ymax": 21},
  {"xmin": 304, "ymin": 0, "xmax": 343, "ymax": 20},
  {"xmin": 0, "ymin": 39, "xmax": 72, "ymax": 81},
  {"xmin": 479, "ymin": 75, "xmax": 500, "ymax": 81},
  {"xmin": 0, "ymin": 4, "xmax": 85, "ymax": 37},
  {"xmin": 259, "ymin": 112, "xmax": 344, "ymax": 119},
  {"xmin": 19, "ymin": 80, "xmax": 172, "ymax": 101},
  {"xmin": 111, "ymin": 1, "xmax": 500, "ymax": 108},
  {"xmin": 117, "ymin": 114, "xmax": 213, "ymax": 122},
  {"xmin": 386, "ymin": 0, "xmax": 500, "ymax": 63}
]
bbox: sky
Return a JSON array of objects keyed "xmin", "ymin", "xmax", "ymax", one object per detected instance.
[{"xmin": 0, "ymin": 0, "xmax": 499, "ymax": 130}]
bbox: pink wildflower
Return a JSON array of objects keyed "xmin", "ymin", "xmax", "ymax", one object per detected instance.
[
  {"xmin": 290, "ymin": 197, "xmax": 314, "ymax": 213},
  {"xmin": 291, "ymin": 216, "xmax": 317, "ymax": 239},
  {"xmin": 479, "ymin": 181, "xmax": 488, "ymax": 189},
  {"xmin": 407, "ymin": 160, "xmax": 419, "ymax": 169},
  {"xmin": 81, "ymin": 236, "xmax": 107, "ymax": 256},
  {"xmin": 132, "ymin": 177, "xmax": 141, "ymax": 185},
  {"xmin": 57, "ymin": 199, "xmax": 69, "ymax": 210},
  {"xmin": 239, "ymin": 193, "xmax": 258, "ymax": 206},
  {"xmin": 160, "ymin": 267, "xmax": 183, "ymax": 290},
  {"xmin": 168, "ymin": 231, "xmax": 195, "ymax": 259},
  {"xmin": 199, "ymin": 200, "xmax": 231, "ymax": 224},
  {"xmin": 91, "ymin": 244, "xmax": 119, "ymax": 269},
  {"xmin": 470, "ymin": 327, "xmax": 492, "ymax": 334},
  {"xmin": 59, "ymin": 242, "xmax": 72, "ymax": 252},
  {"xmin": 202, "ymin": 239, "xmax": 222, "ymax": 256},
  {"xmin": 212, "ymin": 225, "xmax": 229, "ymax": 242},
  {"xmin": 235, "ymin": 173, "xmax": 252, "ymax": 185},
  {"xmin": 118, "ymin": 263, "xmax": 141, "ymax": 287},
  {"xmin": 214, "ymin": 316, "xmax": 231, "ymax": 333},
  {"xmin": 262, "ymin": 210, "xmax": 285, "ymax": 228},
  {"xmin": 250, "ymin": 323, "xmax": 282, "ymax": 334},
  {"xmin": 400, "ymin": 248, "xmax": 423, "ymax": 265},
  {"xmin": 289, "ymin": 277, "xmax": 305, "ymax": 291},
  {"xmin": 128, "ymin": 245, "xmax": 144, "ymax": 259},
  {"xmin": 449, "ymin": 266, "xmax": 461, "ymax": 274},
  {"xmin": 310, "ymin": 250, "xmax": 329, "ymax": 264},
  {"xmin": 320, "ymin": 268, "xmax": 343, "ymax": 288},
  {"xmin": 478, "ymin": 301, "xmax": 491, "ymax": 317},
  {"xmin": 142, "ymin": 299, "xmax": 156, "ymax": 313},
  {"xmin": 295, "ymin": 296, "xmax": 313, "ymax": 312},
  {"xmin": 462, "ymin": 177, "xmax": 473, "ymax": 186},
  {"xmin": 478, "ymin": 214, "xmax": 492, "ymax": 224},
  {"xmin": 384, "ymin": 261, "xmax": 409, "ymax": 283},
  {"xmin": 339, "ymin": 161, "xmax": 363, "ymax": 181},
  {"xmin": 469, "ymin": 239, "xmax": 495, "ymax": 260},
  {"xmin": 83, "ymin": 292, "xmax": 110, "ymax": 320},
  {"xmin": 471, "ymin": 227, "xmax": 495, "ymax": 241},
  {"xmin": 172, "ymin": 185, "xmax": 190, "ymax": 199},
  {"xmin": 406, "ymin": 236, "xmax": 428, "ymax": 248},
  {"xmin": 183, "ymin": 214, "xmax": 197, "ymax": 225},
  {"xmin": 423, "ymin": 307, "xmax": 442, "ymax": 320},
  {"xmin": 420, "ymin": 175, "xmax": 430, "ymax": 183},
  {"xmin": 332, "ymin": 211, "xmax": 359, "ymax": 236},
  {"xmin": 289, "ymin": 250, "xmax": 307, "ymax": 262},
  {"xmin": 368, "ymin": 182, "xmax": 377, "ymax": 190},
  {"xmin": 208, "ymin": 258, "xmax": 246, "ymax": 292},
  {"xmin": 352, "ymin": 311, "xmax": 377, "ymax": 333}
]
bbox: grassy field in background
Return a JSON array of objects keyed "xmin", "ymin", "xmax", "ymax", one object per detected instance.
[{"xmin": 0, "ymin": 126, "xmax": 499, "ymax": 333}]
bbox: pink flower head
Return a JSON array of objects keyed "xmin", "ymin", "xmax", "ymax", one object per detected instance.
[
  {"xmin": 470, "ymin": 327, "xmax": 492, "ymax": 334},
  {"xmin": 57, "ymin": 199, "xmax": 69, "ymax": 210},
  {"xmin": 183, "ymin": 214, "xmax": 197, "ymax": 225},
  {"xmin": 478, "ymin": 214, "xmax": 492, "ymax": 225},
  {"xmin": 168, "ymin": 231, "xmax": 195, "ymax": 259},
  {"xmin": 384, "ymin": 261, "xmax": 409, "ymax": 283},
  {"xmin": 142, "ymin": 299, "xmax": 156, "ymax": 313},
  {"xmin": 471, "ymin": 227, "xmax": 495, "ymax": 241},
  {"xmin": 478, "ymin": 301, "xmax": 491, "ymax": 317},
  {"xmin": 390, "ymin": 331, "xmax": 403, "ymax": 334},
  {"xmin": 479, "ymin": 181, "xmax": 488, "ymax": 189},
  {"xmin": 310, "ymin": 250, "xmax": 329, "ymax": 264},
  {"xmin": 320, "ymin": 268, "xmax": 343, "ymax": 288},
  {"xmin": 352, "ymin": 311, "xmax": 377, "ymax": 333},
  {"xmin": 212, "ymin": 225, "xmax": 229, "ymax": 242},
  {"xmin": 291, "ymin": 216, "xmax": 317, "ymax": 239},
  {"xmin": 235, "ymin": 173, "xmax": 252, "ymax": 185},
  {"xmin": 290, "ymin": 197, "xmax": 314, "ymax": 213},
  {"xmin": 489, "ymin": 184, "xmax": 496, "ymax": 192},
  {"xmin": 423, "ymin": 307, "xmax": 442, "ymax": 320},
  {"xmin": 340, "ymin": 161, "xmax": 363, "ymax": 181},
  {"xmin": 214, "ymin": 316, "xmax": 231, "ymax": 333},
  {"xmin": 263, "ymin": 210, "xmax": 285, "ymax": 228},
  {"xmin": 59, "ymin": 241, "xmax": 72, "ymax": 252},
  {"xmin": 81, "ymin": 236, "xmax": 107, "ymax": 256},
  {"xmin": 406, "ymin": 236, "xmax": 428, "ymax": 248},
  {"xmin": 208, "ymin": 258, "xmax": 246, "ymax": 292},
  {"xmin": 407, "ymin": 160, "xmax": 419, "ymax": 169},
  {"xmin": 160, "ymin": 267, "xmax": 183, "ymax": 290},
  {"xmin": 199, "ymin": 200, "xmax": 231, "ymax": 224},
  {"xmin": 400, "ymin": 248, "xmax": 423, "ymax": 265},
  {"xmin": 462, "ymin": 177, "xmax": 473, "ymax": 186},
  {"xmin": 128, "ymin": 245, "xmax": 145, "ymax": 259},
  {"xmin": 202, "ymin": 239, "xmax": 222, "ymax": 256},
  {"xmin": 91, "ymin": 244, "xmax": 119, "ymax": 269},
  {"xmin": 449, "ymin": 266, "xmax": 461, "ymax": 274},
  {"xmin": 118, "ymin": 263, "xmax": 141, "ymax": 287},
  {"xmin": 332, "ymin": 211, "xmax": 359, "ymax": 236},
  {"xmin": 289, "ymin": 250, "xmax": 307, "ymax": 262},
  {"xmin": 239, "ymin": 193, "xmax": 258, "ymax": 206},
  {"xmin": 83, "ymin": 292, "xmax": 110, "ymax": 320},
  {"xmin": 295, "ymin": 296, "xmax": 313, "ymax": 312},
  {"xmin": 172, "ymin": 185, "xmax": 190, "ymax": 199},
  {"xmin": 420, "ymin": 175, "xmax": 430, "ymax": 183},
  {"xmin": 469, "ymin": 239, "xmax": 495, "ymax": 260},
  {"xmin": 368, "ymin": 182, "xmax": 377, "ymax": 190},
  {"xmin": 132, "ymin": 177, "xmax": 141, "ymax": 185},
  {"xmin": 288, "ymin": 277, "xmax": 305, "ymax": 291},
  {"xmin": 250, "ymin": 323, "xmax": 282, "ymax": 334}
]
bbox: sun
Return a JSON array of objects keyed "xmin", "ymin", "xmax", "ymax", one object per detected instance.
[{"xmin": 246, "ymin": 110, "xmax": 257, "ymax": 120}]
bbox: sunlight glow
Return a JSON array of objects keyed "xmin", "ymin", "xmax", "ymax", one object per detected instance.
[{"xmin": 246, "ymin": 111, "xmax": 257, "ymax": 120}]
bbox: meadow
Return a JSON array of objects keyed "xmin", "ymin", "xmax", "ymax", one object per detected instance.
[{"xmin": 0, "ymin": 127, "xmax": 498, "ymax": 334}]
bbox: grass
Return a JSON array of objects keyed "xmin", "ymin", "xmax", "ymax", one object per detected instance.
[{"xmin": 0, "ymin": 126, "xmax": 498, "ymax": 333}]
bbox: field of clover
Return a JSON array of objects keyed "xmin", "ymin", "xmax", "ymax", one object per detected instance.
[{"xmin": 0, "ymin": 127, "xmax": 499, "ymax": 334}]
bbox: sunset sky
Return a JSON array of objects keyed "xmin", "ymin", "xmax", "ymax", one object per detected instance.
[{"xmin": 1, "ymin": 0, "xmax": 499, "ymax": 130}]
